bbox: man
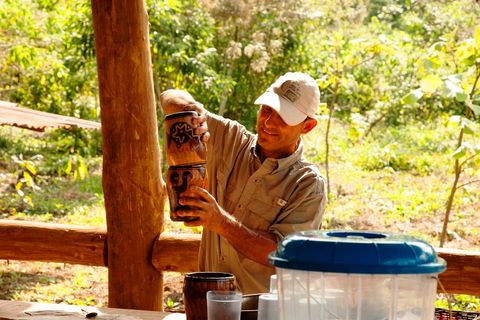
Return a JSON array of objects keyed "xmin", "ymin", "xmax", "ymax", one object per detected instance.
[{"xmin": 160, "ymin": 72, "xmax": 326, "ymax": 293}]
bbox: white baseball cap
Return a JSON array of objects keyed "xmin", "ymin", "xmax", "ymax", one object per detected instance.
[{"xmin": 254, "ymin": 72, "xmax": 320, "ymax": 126}]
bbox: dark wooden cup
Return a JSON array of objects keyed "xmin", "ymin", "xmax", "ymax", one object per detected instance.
[
  {"xmin": 164, "ymin": 111, "xmax": 207, "ymax": 167},
  {"xmin": 183, "ymin": 272, "xmax": 237, "ymax": 320},
  {"xmin": 166, "ymin": 164, "xmax": 207, "ymax": 222}
]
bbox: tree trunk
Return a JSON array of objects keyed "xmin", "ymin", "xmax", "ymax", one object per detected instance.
[
  {"xmin": 91, "ymin": 0, "xmax": 166, "ymax": 310},
  {"xmin": 439, "ymin": 128, "xmax": 464, "ymax": 247}
]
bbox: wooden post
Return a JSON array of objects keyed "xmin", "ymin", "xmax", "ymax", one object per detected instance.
[{"xmin": 91, "ymin": 0, "xmax": 166, "ymax": 310}]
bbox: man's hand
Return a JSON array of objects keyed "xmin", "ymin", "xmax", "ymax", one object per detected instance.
[
  {"xmin": 191, "ymin": 107, "xmax": 210, "ymax": 143},
  {"xmin": 177, "ymin": 186, "xmax": 230, "ymax": 232},
  {"xmin": 177, "ymin": 186, "xmax": 277, "ymax": 267},
  {"xmin": 160, "ymin": 89, "xmax": 209, "ymax": 142}
]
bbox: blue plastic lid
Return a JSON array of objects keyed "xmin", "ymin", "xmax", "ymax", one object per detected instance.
[{"xmin": 269, "ymin": 230, "xmax": 446, "ymax": 274}]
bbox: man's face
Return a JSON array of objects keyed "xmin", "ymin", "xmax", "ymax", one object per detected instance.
[{"xmin": 256, "ymin": 105, "xmax": 307, "ymax": 159}]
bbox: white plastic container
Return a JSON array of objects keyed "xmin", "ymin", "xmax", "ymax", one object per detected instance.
[
  {"xmin": 258, "ymin": 275, "xmax": 279, "ymax": 320},
  {"xmin": 269, "ymin": 230, "xmax": 446, "ymax": 320}
]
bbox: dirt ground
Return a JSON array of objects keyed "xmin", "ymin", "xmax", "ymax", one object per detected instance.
[{"xmin": 0, "ymin": 260, "xmax": 186, "ymax": 311}]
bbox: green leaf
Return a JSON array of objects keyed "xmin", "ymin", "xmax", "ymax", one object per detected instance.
[
  {"xmin": 65, "ymin": 159, "xmax": 72, "ymax": 175},
  {"xmin": 448, "ymin": 115, "xmax": 462, "ymax": 125},
  {"xmin": 23, "ymin": 171, "xmax": 33, "ymax": 183},
  {"xmin": 452, "ymin": 146, "xmax": 466, "ymax": 159},
  {"xmin": 24, "ymin": 195, "xmax": 34, "ymax": 207},
  {"xmin": 456, "ymin": 92, "xmax": 468, "ymax": 102},
  {"xmin": 403, "ymin": 88, "xmax": 423, "ymax": 104},
  {"xmin": 464, "ymin": 125, "xmax": 474, "ymax": 135},
  {"xmin": 25, "ymin": 162, "xmax": 36, "ymax": 175},
  {"xmin": 475, "ymin": 25, "xmax": 480, "ymax": 49},
  {"xmin": 440, "ymin": 27, "xmax": 457, "ymax": 43},
  {"xmin": 420, "ymin": 75, "xmax": 442, "ymax": 94},
  {"xmin": 441, "ymin": 79, "xmax": 464, "ymax": 99},
  {"xmin": 468, "ymin": 104, "xmax": 480, "ymax": 116},
  {"xmin": 455, "ymin": 41, "xmax": 475, "ymax": 62}
]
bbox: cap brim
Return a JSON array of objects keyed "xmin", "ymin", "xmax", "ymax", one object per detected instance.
[{"xmin": 254, "ymin": 91, "xmax": 307, "ymax": 126}]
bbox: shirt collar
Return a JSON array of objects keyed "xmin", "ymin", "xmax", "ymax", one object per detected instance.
[{"xmin": 251, "ymin": 137, "xmax": 304, "ymax": 172}]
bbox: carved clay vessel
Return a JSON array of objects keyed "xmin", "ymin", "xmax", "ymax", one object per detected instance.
[
  {"xmin": 164, "ymin": 110, "xmax": 208, "ymax": 221},
  {"xmin": 165, "ymin": 111, "xmax": 207, "ymax": 167},
  {"xmin": 166, "ymin": 164, "xmax": 207, "ymax": 221}
]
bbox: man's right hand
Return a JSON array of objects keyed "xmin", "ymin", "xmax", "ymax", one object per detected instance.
[{"xmin": 160, "ymin": 89, "xmax": 209, "ymax": 142}]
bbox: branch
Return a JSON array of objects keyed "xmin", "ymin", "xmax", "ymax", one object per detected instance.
[
  {"xmin": 347, "ymin": 53, "xmax": 377, "ymax": 71},
  {"xmin": 456, "ymin": 179, "xmax": 480, "ymax": 190},
  {"xmin": 468, "ymin": 63, "xmax": 480, "ymax": 99},
  {"xmin": 459, "ymin": 153, "xmax": 479, "ymax": 169}
]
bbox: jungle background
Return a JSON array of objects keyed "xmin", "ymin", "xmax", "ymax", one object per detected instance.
[{"xmin": 0, "ymin": 0, "xmax": 479, "ymax": 312}]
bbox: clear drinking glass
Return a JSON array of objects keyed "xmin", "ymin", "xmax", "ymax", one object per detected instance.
[{"xmin": 206, "ymin": 290, "xmax": 242, "ymax": 320}]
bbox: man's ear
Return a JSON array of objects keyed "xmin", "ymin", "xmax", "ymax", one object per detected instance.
[{"xmin": 302, "ymin": 117, "xmax": 317, "ymax": 134}]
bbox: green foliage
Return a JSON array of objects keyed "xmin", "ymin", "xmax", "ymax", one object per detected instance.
[
  {"xmin": 404, "ymin": 23, "xmax": 480, "ymax": 246},
  {"xmin": 0, "ymin": 172, "xmax": 104, "ymax": 223},
  {"xmin": 0, "ymin": 0, "xmax": 100, "ymax": 155},
  {"xmin": 304, "ymin": 117, "xmax": 479, "ymax": 250},
  {"xmin": 436, "ymin": 294, "xmax": 480, "ymax": 312},
  {"xmin": 9, "ymin": 154, "xmax": 43, "ymax": 208},
  {"xmin": 0, "ymin": 0, "xmax": 97, "ymax": 117},
  {"xmin": 46, "ymin": 128, "xmax": 102, "ymax": 158},
  {"xmin": 0, "ymin": 128, "xmax": 102, "ymax": 218},
  {"xmin": 1, "ymin": 0, "xmax": 479, "ymax": 133},
  {"xmin": 149, "ymin": 0, "xmax": 317, "ymax": 129}
]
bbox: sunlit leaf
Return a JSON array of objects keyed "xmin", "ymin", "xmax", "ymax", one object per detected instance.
[
  {"xmin": 439, "ymin": 27, "xmax": 457, "ymax": 43},
  {"xmin": 418, "ymin": 56, "xmax": 441, "ymax": 75},
  {"xmin": 23, "ymin": 196, "xmax": 34, "ymax": 207},
  {"xmin": 452, "ymin": 146, "xmax": 466, "ymax": 159},
  {"xmin": 463, "ymin": 125, "xmax": 474, "ymax": 135},
  {"xmin": 441, "ymin": 79, "xmax": 464, "ymax": 99},
  {"xmin": 468, "ymin": 104, "xmax": 480, "ymax": 116},
  {"xmin": 431, "ymin": 41, "xmax": 445, "ymax": 52},
  {"xmin": 420, "ymin": 75, "xmax": 442, "ymax": 94},
  {"xmin": 403, "ymin": 88, "xmax": 423, "ymax": 105},
  {"xmin": 65, "ymin": 159, "xmax": 72, "ymax": 175},
  {"xmin": 475, "ymin": 25, "xmax": 480, "ymax": 49},
  {"xmin": 25, "ymin": 162, "xmax": 36, "ymax": 175},
  {"xmin": 317, "ymin": 102, "xmax": 328, "ymax": 115},
  {"xmin": 456, "ymin": 92, "xmax": 468, "ymax": 102},
  {"xmin": 455, "ymin": 41, "xmax": 475, "ymax": 62},
  {"xmin": 23, "ymin": 171, "xmax": 33, "ymax": 184},
  {"xmin": 448, "ymin": 115, "xmax": 462, "ymax": 127}
]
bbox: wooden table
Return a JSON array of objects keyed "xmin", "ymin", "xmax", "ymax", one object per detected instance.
[{"xmin": 0, "ymin": 300, "xmax": 186, "ymax": 320}]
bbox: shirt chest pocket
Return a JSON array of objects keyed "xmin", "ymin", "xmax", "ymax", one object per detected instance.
[{"xmin": 244, "ymin": 199, "xmax": 283, "ymax": 231}]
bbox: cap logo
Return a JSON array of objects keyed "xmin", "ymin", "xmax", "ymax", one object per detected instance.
[{"xmin": 274, "ymin": 80, "xmax": 300, "ymax": 103}]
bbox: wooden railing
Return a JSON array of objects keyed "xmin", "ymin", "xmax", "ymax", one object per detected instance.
[{"xmin": 1, "ymin": 219, "xmax": 479, "ymax": 296}]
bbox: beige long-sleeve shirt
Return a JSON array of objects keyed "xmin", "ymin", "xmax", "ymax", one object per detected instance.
[{"xmin": 198, "ymin": 112, "xmax": 326, "ymax": 293}]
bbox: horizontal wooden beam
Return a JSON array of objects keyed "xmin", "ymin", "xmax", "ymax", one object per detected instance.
[
  {"xmin": 0, "ymin": 220, "xmax": 479, "ymax": 296},
  {"xmin": 436, "ymin": 247, "xmax": 480, "ymax": 296},
  {"xmin": 0, "ymin": 220, "xmax": 107, "ymax": 266},
  {"xmin": 150, "ymin": 234, "xmax": 480, "ymax": 296},
  {"xmin": 151, "ymin": 232, "xmax": 201, "ymax": 273}
]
